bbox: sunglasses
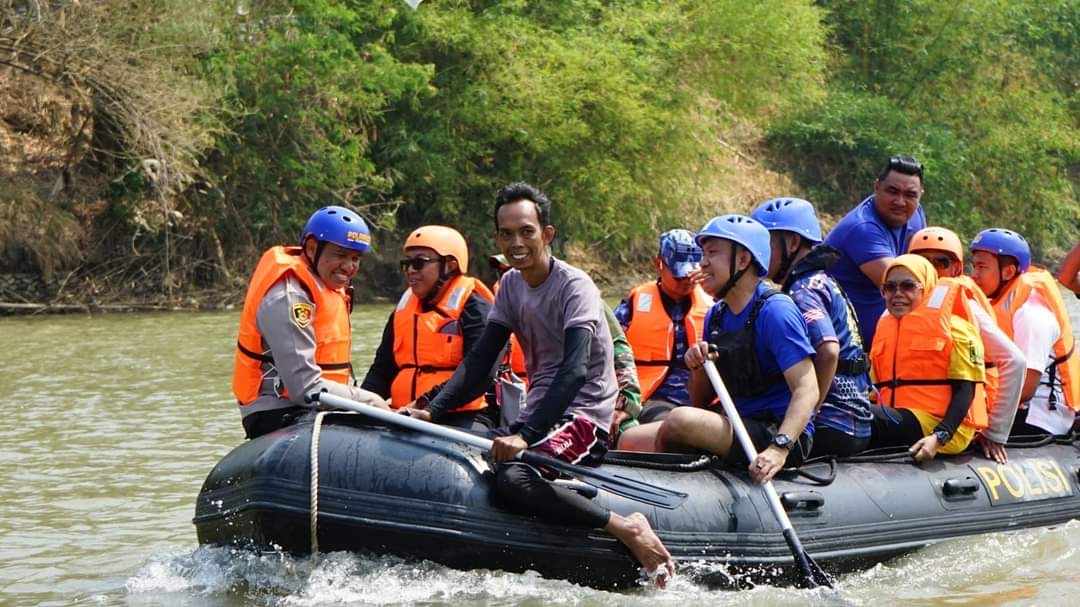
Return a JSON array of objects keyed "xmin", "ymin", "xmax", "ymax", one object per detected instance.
[
  {"xmin": 887, "ymin": 155, "xmax": 924, "ymax": 178},
  {"xmin": 927, "ymin": 255, "xmax": 954, "ymax": 271},
  {"xmin": 399, "ymin": 255, "xmax": 440, "ymax": 272},
  {"xmin": 667, "ymin": 251, "xmax": 703, "ymax": 265},
  {"xmin": 881, "ymin": 279, "xmax": 922, "ymax": 295}
]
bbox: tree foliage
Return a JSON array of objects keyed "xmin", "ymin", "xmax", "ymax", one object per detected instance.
[
  {"xmin": 769, "ymin": 0, "xmax": 1079, "ymax": 258},
  {"xmin": 1, "ymin": 0, "xmax": 1075, "ymax": 300},
  {"xmin": 204, "ymin": 0, "xmax": 828, "ymax": 271},
  {"xmin": 202, "ymin": 0, "xmax": 433, "ymax": 246}
]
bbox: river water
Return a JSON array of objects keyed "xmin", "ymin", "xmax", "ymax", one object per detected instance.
[{"xmin": 2, "ymin": 297, "xmax": 1079, "ymax": 606}]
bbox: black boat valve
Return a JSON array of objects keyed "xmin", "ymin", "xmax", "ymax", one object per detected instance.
[
  {"xmin": 942, "ymin": 476, "xmax": 980, "ymax": 498},
  {"xmin": 780, "ymin": 491, "xmax": 824, "ymax": 512}
]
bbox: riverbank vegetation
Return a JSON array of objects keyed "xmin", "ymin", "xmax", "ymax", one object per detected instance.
[{"xmin": 0, "ymin": 0, "xmax": 1076, "ymax": 308}]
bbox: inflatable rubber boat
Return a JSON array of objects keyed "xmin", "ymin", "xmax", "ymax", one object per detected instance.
[{"xmin": 193, "ymin": 412, "xmax": 1080, "ymax": 588}]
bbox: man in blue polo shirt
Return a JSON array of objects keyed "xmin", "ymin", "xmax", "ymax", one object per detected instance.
[{"xmin": 824, "ymin": 156, "xmax": 928, "ymax": 348}]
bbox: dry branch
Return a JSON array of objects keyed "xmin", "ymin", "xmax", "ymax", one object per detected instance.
[{"xmin": 0, "ymin": 1, "xmax": 220, "ymax": 194}]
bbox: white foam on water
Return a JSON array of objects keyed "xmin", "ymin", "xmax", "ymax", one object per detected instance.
[
  {"xmin": 125, "ymin": 559, "xmax": 193, "ymax": 594},
  {"xmin": 126, "ymin": 545, "xmax": 316, "ymax": 599},
  {"xmin": 839, "ymin": 521, "xmax": 1080, "ymax": 606},
  {"xmin": 281, "ymin": 552, "xmax": 612, "ymax": 606},
  {"xmin": 124, "ymin": 523, "xmax": 1080, "ymax": 606},
  {"xmin": 121, "ymin": 546, "xmax": 852, "ymax": 606}
]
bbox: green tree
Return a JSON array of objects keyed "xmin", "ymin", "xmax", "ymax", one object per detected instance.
[
  {"xmin": 204, "ymin": 0, "xmax": 432, "ymax": 252},
  {"xmin": 769, "ymin": 0, "xmax": 1078, "ymax": 256}
]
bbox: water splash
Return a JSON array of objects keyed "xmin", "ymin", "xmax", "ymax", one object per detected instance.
[
  {"xmin": 127, "ymin": 546, "xmax": 315, "ymax": 598},
  {"xmin": 126, "ymin": 546, "xmax": 858, "ymax": 606}
]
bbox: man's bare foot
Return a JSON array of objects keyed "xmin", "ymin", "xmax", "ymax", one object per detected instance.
[{"xmin": 606, "ymin": 512, "xmax": 675, "ymax": 588}]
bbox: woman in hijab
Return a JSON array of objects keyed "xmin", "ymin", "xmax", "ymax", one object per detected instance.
[{"xmin": 868, "ymin": 254, "xmax": 988, "ymax": 461}]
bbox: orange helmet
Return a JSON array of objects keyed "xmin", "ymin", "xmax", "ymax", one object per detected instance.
[
  {"xmin": 909, "ymin": 226, "xmax": 964, "ymax": 263},
  {"xmin": 403, "ymin": 225, "xmax": 469, "ymax": 271}
]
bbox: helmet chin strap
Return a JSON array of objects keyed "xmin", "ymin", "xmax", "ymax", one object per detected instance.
[
  {"xmin": 423, "ymin": 258, "xmax": 457, "ymax": 304},
  {"xmin": 988, "ymin": 257, "xmax": 1015, "ymax": 301},
  {"xmin": 304, "ymin": 237, "xmax": 327, "ymax": 276},
  {"xmin": 773, "ymin": 236, "xmax": 798, "ymax": 285},
  {"xmin": 714, "ymin": 241, "xmax": 748, "ymax": 300}
]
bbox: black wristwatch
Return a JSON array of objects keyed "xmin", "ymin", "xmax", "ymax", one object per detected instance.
[
  {"xmin": 770, "ymin": 433, "xmax": 793, "ymax": 450},
  {"xmin": 932, "ymin": 429, "xmax": 951, "ymax": 445}
]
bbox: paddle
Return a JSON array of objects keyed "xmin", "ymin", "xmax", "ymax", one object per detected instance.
[
  {"xmin": 702, "ymin": 359, "xmax": 834, "ymax": 589},
  {"xmin": 307, "ymin": 391, "xmax": 689, "ymax": 509}
]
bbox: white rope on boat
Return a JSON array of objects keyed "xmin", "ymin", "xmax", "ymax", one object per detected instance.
[
  {"xmin": 309, "ymin": 410, "xmax": 329, "ymax": 555},
  {"xmin": 309, "ymin": 410, "xmax": 357, "ymax": 556}
]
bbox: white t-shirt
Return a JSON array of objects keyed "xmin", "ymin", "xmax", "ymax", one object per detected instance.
[
  {"xmin": 968, "ymin": 298, "xmax": 1025, "ymax": 442},
  {"xmin": 1012, "ymin": 291, "xmax": 1072, "ymax": 434}
]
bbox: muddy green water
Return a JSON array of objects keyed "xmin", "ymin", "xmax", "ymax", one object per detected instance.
[{"xmin": 1, "ymin": 300, "xmax": 1079, "ymax": 606}]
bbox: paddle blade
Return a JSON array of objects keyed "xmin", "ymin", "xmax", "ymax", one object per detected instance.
[
  {"xmin": 519, "ymin": 451, "xmax": 688, "ymax": 509},
  {"xmin": 782, "ymin": 528, "xmax": 834, "ymax": 589}
]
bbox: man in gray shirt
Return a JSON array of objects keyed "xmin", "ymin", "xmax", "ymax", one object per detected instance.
[
  {"xmin": 232, "ymin": 206, "xmax": 388, "ymax": 439},
  {"xmin": 413, "ymin": 183, "xmax": 675, "ymax": 586}
]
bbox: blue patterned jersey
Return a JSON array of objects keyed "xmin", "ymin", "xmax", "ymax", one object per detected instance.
[{"xmin": 787, "ymin": 247, "xmax": 873, "ymax": 438}]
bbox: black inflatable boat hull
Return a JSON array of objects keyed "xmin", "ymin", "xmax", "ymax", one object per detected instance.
[{"xmin": 193, "ymin": 416, "xmax": 1080, "ymax": 587}]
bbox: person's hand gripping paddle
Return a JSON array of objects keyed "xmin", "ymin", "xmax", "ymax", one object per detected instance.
[{"xmin": 701, "ymin": 358, "xmax": 834, "ymax": 589}]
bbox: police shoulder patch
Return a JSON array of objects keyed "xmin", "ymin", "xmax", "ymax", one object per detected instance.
[{"xmin": 291, "ymin": 303, "xmax": 314, "ymax": 329}]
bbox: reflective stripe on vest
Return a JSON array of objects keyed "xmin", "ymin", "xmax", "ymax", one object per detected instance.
[
  {"xmin": 870, "ymin": 280, "xmax": 989, "ymax": 430},
  {"xmin": 991, "ymin": 268, "xmax": 1080, "ymax": 411},
  {"xmin": 624, "ymin": 282, "xmax": 710, "ymax": 400},
  {"xmin": 232, "ymin": 245, "xmax": 353, "ymax": 406},
  {"xmin": 390, "ymin": 275, "xmax": 495, "ymax": 411}
]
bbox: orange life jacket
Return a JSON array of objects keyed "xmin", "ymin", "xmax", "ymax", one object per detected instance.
[
  {"xmin": 871, "ymin": 280, "xmax": 989, "ymax": 430},
  {"xmin": 493, "ymin": 280, "xmax": 528, "ymax": 381},
  {"xmin": 391, "ymin": 274, "xmax": 494, "ymax": 411},
  {"xmin": 989, "ymin": 268, "xmax": 1080, "ymax": 411},
  {"xmin": 507, "ymin": 335, "xmax": 527, "ymax": 378},
  {"xmin": 953, "ymin": 275, "xmax": 993, "ymax": 317},
  {"xmin": 232, "ymin": 246, "xmax": 353, "ymax": 406},
  {"xmin": 946, "ymin": 275, "xmax": 1000, "ymax": 415},
  {"xmin": 624, "ymin": 282, "xmax": 711, "ymax": 400}
]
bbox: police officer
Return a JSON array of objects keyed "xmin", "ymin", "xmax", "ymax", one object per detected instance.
[{"xmin": 232, "ymin": 206, "xmax": 388, "ymax": 439}]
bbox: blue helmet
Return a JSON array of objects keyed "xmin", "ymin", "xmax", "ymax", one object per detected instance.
[
  {"xmin": 970, "ymin": 228, "xmax": 1030, "ymax": 272},
  {"xmin": 750, "ymin": 197, "xmax": 822, "ymax": 244},
  {"xmin": 658, "ymin": 229, "xmax": 702, "ymax": 279},
  {"xmin": 300, "ymin": 206, "xmax": 371, "ymax": 253},
  {"xmin": 695, "ymin": 214, "xmax": 770, "ymax": 276}
]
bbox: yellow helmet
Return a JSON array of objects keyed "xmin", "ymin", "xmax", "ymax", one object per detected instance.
[
  {"xmin": 403, "ymin": 225, "xmax": 469, "ymax": 271},
  {"xmin": 909, "ymin": 226, "xmax": 964, "ymax": 263}
]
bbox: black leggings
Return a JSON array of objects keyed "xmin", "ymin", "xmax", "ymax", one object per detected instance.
[
  {"xmin": 242, "ymin": 406, "xmax": 307, "ymax": 439},
  {"xmin": 1009, "ymin": 407, "xmax": 1059, "ymax": 439},
  {"xmin": 439, "ymin": 410, "xmax": 494, "ymax": 434},
  {"xmin": 868, "ymin": 405, "xmax": 925, "ymax": 449},
  {"xmin": 809, "ymin": 426, "xmax": 870, "ymax": 458},
  {"xmin": 493, "ymin": 462, "xmax": 610, "ymax": 529}
]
